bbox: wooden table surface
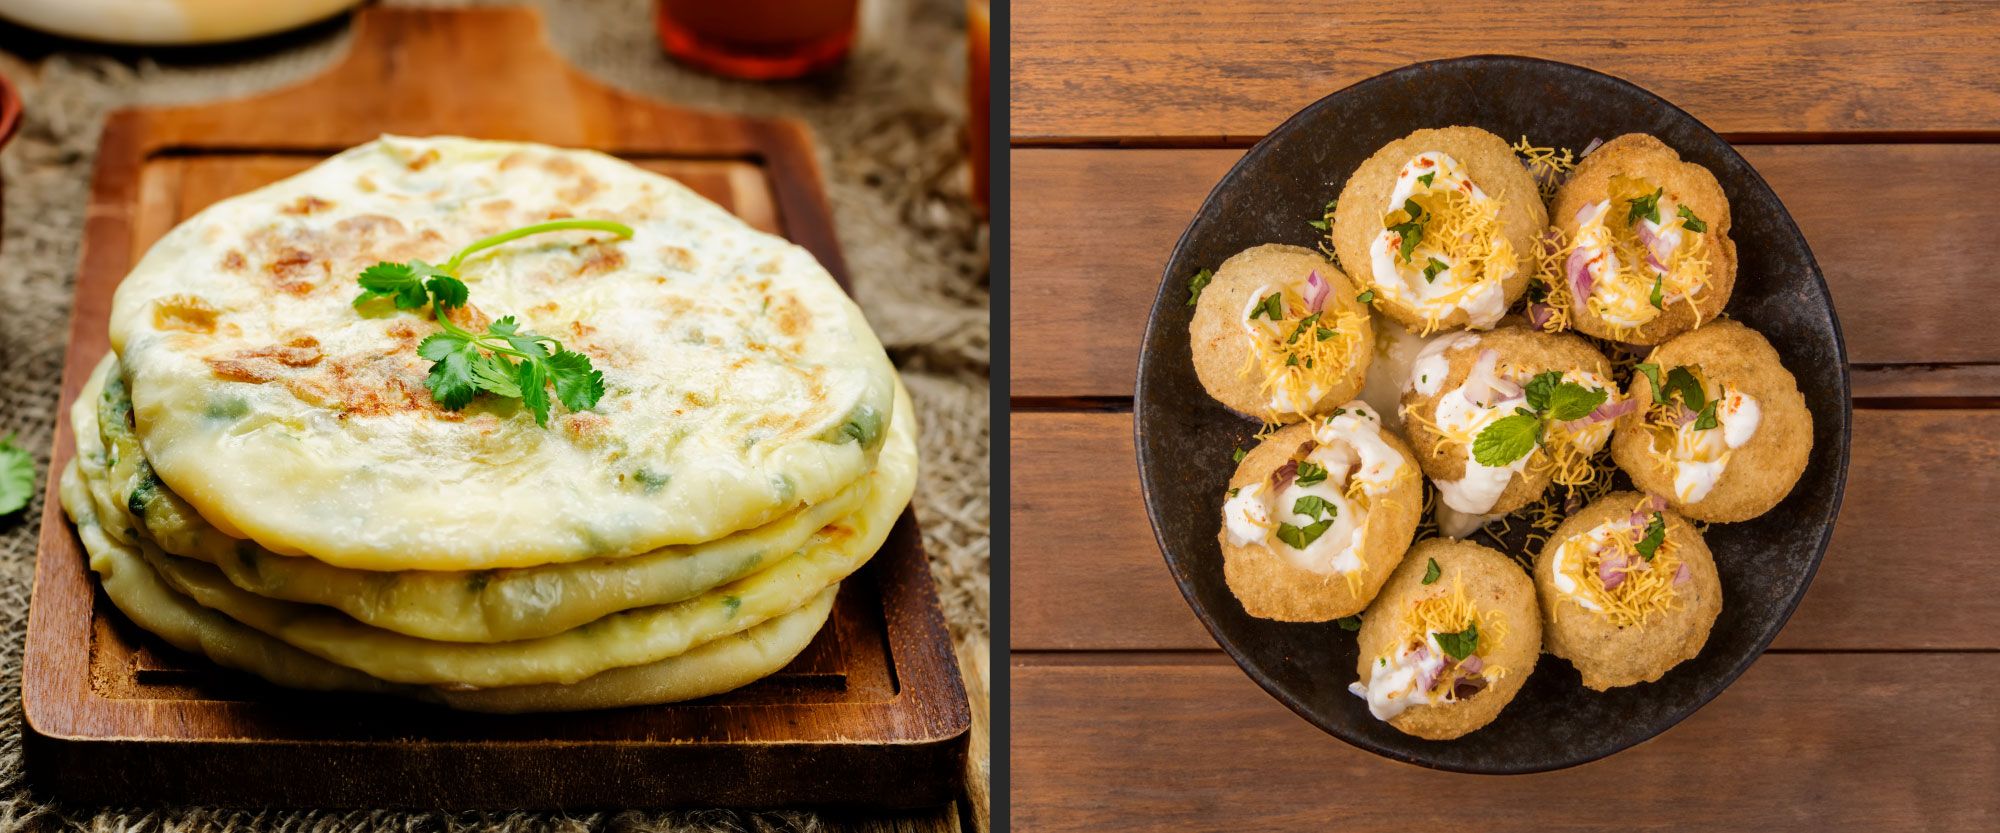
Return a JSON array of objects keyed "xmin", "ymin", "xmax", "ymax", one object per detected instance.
[{"xmin": 1007, "ymin": 3, "xmax": 2000, "ymax": 829}]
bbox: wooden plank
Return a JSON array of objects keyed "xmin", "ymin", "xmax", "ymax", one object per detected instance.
[
  {"xmin": 1011, "ymin": 145, "xmax": 2000, "ymax": 397},
  {"xmin": 1010, "ymin": 656, "xmax": 2000, "ymax": 832},
  {"xmin": 1010, "ymin": 410, "xmax": 2000, "ymax": 651},
  {"xmin": 1010, "ymin": 0, "xmax": 2000, "ymax": 140}
]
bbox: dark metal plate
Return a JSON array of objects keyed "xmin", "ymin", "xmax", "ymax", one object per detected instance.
[{"xmin": 1134, "ymin": 55, "xmax": 1852, "ymax": 773}]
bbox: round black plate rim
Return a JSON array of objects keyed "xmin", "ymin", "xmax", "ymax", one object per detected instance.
[{"xmin": 1134, "ymin": 54, "xmax": 1853, "ymax": 774}]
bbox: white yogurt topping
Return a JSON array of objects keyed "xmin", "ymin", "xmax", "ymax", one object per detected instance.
[
  {"xmin": 1367, "ymin": 152, "xmax": 1510, "ymax": 328},
  {"xmin": 1348, "ymin": 633, "xmax": 1447, "ymax": 721},
  {"xmin": 1572, "ymin": 196, "xmax": 1690, "ymax": 328},
  {"xmin": 1404, "ymin": 330, "xmax": 1478, "ymax": 397},
  {"xmin": 1222, "ymin": 482, "xmax": 1270, "ymax": 547},
  {"xmin": 1429, "ymin": 349, "xmax": 1531, "ymax": 514},
  {"xmin": 1358, "ymin": 316, "xmax": 1437, "ymax": 431},
  {"xmin": 1671, "ymin": 387, "xmax": 1762, "ymax": 503}
]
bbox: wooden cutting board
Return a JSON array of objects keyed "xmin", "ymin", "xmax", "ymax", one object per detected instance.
[{"xmin": 21, "ymin": 6, "xmax": 969, "ymax": 810}]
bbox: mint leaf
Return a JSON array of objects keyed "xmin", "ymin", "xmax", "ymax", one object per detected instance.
[
  {"xmin": 1523, "ymin": 371, "xmax": 1563, "ymax": 413},
  {"xmin": 1545, "ymin": 382, "xmax": 1609, "ymax": 422},
  {"xmin": 1185, "ymin": 268, "xmax": 1213, "ymax": 306},
  {"xmin": 1434, "ymin": 621, "xmax": 1479, "ymax": 661},
  {"xmin": 1422, "ymin": 557, "xmax": 1441, "ymax": 585},
  {"xmin": 1472, "ymin": 413, "xmax": 1541, "ymax": 467},
  {"xmin": 1276, "ymin": 518, "xmax": 1335, "ymax": 550},
  {"xmin": 1636, "ymin": 512, "xmax": 1667, "ymax": 561},
  {"xmin": 0, "ymin": 434, "xmax": 34, "ymax": 516},
  {"xmin": 1693, "ymin": 399, "xmax": 1720, "ymax": 430}
]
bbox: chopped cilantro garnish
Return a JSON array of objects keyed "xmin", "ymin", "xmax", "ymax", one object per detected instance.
[
  {"xmin": 1636, "ymin": 512, "xmax": 1667, "ymax": 560},
  {"xmin": 1186, "ymin": 268, "xmax": 1214, "ymax": 306},
  {"xmin": 1232, "ymin": 447, "xmax": 1247, "ymax": 463},
  {"xmin": 1434, "ymin": 621, "xmax": 1479, "ymax": 661},
  {"xmin": 1417, "ymin": 172, "xmax": 1435, "ymax": 187},
  {"xmin": 1677, "ymin": 204, "xmax": 1707, "ymax": 233},
  {"xmin": 1661, "ymin": 367, "xmax": 1706, "ymax": 412},
  {"xmin": 1356, "ymin": 289, "xmax": 1376, "ymax": 305},
  {"xmin": 1292, "ymin": 495, "xmax": 1337, "ymax": 521},
  {"xmin": 1634, "ymin": 363, "xmax": 1662, "ymax": 392},
  {"xmin": 1627, "ymin": 187, "xmax": 1664, "ymax": 225},
  {"xmin": 1316, "ymin": 327, "xmax": 1335, "ymax": 341},
  {"xmin": 1285, "ymin": 312, "xmax": 1322, "ymax": 345},
  {"xmin": 1337, "ymin": 615, "xmax": 1363, "ymax": 632},
  {"xmin": 1422, "ymin": 557, "xmax": 1441, "ymax": 585},
  {"xmin": 1295, "ymin": 460, "xmax": 1329, "ymax": 486},
  {"xmin": 1423, "ymin": 257, "xmax": 1448, "ymax": 283},
  {"xmin": 1276, "ymin": 518, "xmax": 1335, "ymax": 550},
  {"xmin": 1650, "ymin": 275, "xmax": 1664, "ymax": 309},
  {"xmin": 1250, "ymin": 292, "xmax": 1284, "ymax": 321}
]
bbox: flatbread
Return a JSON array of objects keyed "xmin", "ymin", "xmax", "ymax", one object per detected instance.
[
  {"xmin": 108, "ymin": 135, "xmax": 897, "ymax": 570},
  {"xmin": 85, "ymin": 353, "xmax": 874, "ymax": 642},
  {"xmin": 63, "ymin": 460, "xmax": 832, "ymax": 712},
  {"xmin": 68, "ymin": 371, "xmax": 918, "ymax": 687}
]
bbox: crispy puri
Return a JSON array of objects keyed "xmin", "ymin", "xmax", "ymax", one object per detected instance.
[{"xmin": 1189, "ymin": 244, "xmax": 1373, "ymax": 422}]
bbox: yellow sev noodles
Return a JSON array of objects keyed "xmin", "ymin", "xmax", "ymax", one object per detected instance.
[
  {"xmin": 1235, "ymin": 287, "xmax": 1369, "ymax": 416},
  {"xmin": 1556, "ymin": 496, "xmax": 1686, "ymax": 628},
  {"xmin": 1399, "ymin": 575, "xmax": 1511, "ymax": 697},
  {"xmin": 1386, "ymin": 187, "xmax": 1519, "ymax": 336}
]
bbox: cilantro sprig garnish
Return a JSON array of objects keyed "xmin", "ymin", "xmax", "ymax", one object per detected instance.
[
  {"xmin": 0, "ymin": 434, "xmax": 34, "ymax": 517},
  {"xmin": 1470, "ymin": 371, "xmax": 1608, "ymax": 467},
  {"xmin": 1387, "ymin": 199, "xmax": 1427, "ymax": 262},
  {"xmin": 354, "ymin": 219, "xmax": 632, "ymax": 426}
]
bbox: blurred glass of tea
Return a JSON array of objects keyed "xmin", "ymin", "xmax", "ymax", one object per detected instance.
[
  {"xmin": 967, "ymin": 0, "xmax": 989, "ymax": 218},
  {"xmin": 656, "ymin": 0, "xmax": 858, "ymax": 80}
]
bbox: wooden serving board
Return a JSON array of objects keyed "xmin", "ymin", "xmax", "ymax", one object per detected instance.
[{"xmin": 22, "ymin": 6, "xmax": 969, "ymax": 810}]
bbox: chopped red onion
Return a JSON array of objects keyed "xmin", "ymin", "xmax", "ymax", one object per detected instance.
[
  {"xmin": 1645, "ymin": 493, "xmax": 1667, "ymax": 513},
  {"xmin": 1452, "ymin": 675, "xmax": 1488, "ymax": 700},
  {"xmin": 1271, "ymin": 459, "xmax": 1299, "ymax": 490},
  {"xmin": 1526, "ymin": 302, "xmax": 1554, "ymax": 329},
  {"xmin": 1599, "ymin": 553, "xmax": 1629, "ymax": 590},
  {"xmin": 1565, "ymin": 245, "xmax": 1596, "ymax": 305},
  {"xmin": 1675, "ymin": 563, "xmax": 1692, "ymax": 585},
  {"xmin": 1581, "ymin": 138, "xmax": 1604, "ymax": 157},
  {"xmin": 1459, "ymin": 654, "xmax": 1484, "ymax": 674},
  {"xmin": 1563, "ymin": 397, "xmax": 1637, "ymax": 433},
  {"xmin": 1304, "ymin": 270, "xmax": 1330, "ymax": 312}
]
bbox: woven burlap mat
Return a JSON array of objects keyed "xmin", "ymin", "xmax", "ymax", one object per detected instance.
[{"xmin": 0, "ymin": 0, "xmax": 988, "ymax": 828}]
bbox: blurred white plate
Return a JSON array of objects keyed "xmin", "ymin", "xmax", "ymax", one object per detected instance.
[{"xmin": 0, "ymin": 0, "xmax": 363, "ymax": 45}]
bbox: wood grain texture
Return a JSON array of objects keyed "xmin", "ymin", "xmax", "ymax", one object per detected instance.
[
  {"xmin": 1012, "ymin": 145, "xmax": 2000, "ymax": 397},
  {"xmin": 1010, "ymin": 0, "xmax": 2000, "ymax": 140},
  {"xmin": 1011, "ymin": 656, "xmax": 2000, "ymax": 832},
  {"xmin": 23, "ymin": 6, "xmax": 967, "ymax": 810},
  {"xmin": 1010, "ymin": 410, "xmax": 2000, "ymax": 651}
]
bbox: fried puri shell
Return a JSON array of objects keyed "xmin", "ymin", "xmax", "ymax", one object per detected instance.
[
  {"xmin": 1219, "ymin": 418, "xmax": 1423, "ymax": 621},
  {"xmin": 1399, "ymin": 324, "xmax": 1612, "ymax": 516},
  {"xmin": 1611, "ymin": 320, "xmax": 1813, "ymax": 522},
  {"xmin": 1189, "ymin": 244, "xmax": 1373, "ymax": 422},
  {"xmin": 1333, "ymin": 126, "xmax": 1547, "ymax": 333},
  {"xmin": 1354, "ymin": 538, "xmax": 1540, "ymax": 740},
  {"xmin": 1552, "ymin": 134, "xmax": 1737, "ymax": 345},
  {"xmin": 1533, "ymin": 492, "xmax": 1722, "ymax": 690}
]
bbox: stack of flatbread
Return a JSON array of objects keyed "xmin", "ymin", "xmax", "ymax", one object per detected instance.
[{"xmin": 59, "ymin": 136, "xmax": 915, "ymax": 712}]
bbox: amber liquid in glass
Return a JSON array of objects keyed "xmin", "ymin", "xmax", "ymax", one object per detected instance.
[
  {"xmin": 656, "ymin": 0, "xmax": 858, "ymax": 80},
  {"xmin": 967, "ymin": 0, "xmax": 990, "ymax": 217}
]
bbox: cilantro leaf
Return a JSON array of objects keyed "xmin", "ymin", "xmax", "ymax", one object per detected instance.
[
  {"xmin": 0, "ymin": 434, "xmax": 35, "ymax": 516},
  {"xmin": 1249, "ymin": 292, "xmax": 1283, "ymax": 321},
  {"xmin": 1276, "ymin": 518, "xmax": 1335, "ymax": 550},
  {"xmin": 513, "ymin": 355, "xmax": 552, "ymax": 426},
  {"xmin": 1316, "ymin": 327, "xmax": 1335, "ymax": 341},
  {"xmin": 1545, "ymin": 382, "xmax": 1609, "ymax": 422},
  {"xmin": 1434, "ymin": 621, "xmax": 1479, "ymax": 661},
  {"xmin": 545, "ymin": 350, "xmax": 606, "ymax": 412},
  {"xmin": 1636, "ymin": 512, "xmax": 1667, "ymax": 561},
  {"xmin": 1292, "ymin": 495, "xmax": 1337, "ymax": 521},
  {"xmin": 1472, "ymin": 413, "xmax": 1541, "ymax": 467},
  {"xmin": 1677, "ymin": 204, "xmax": 1707, "ymax": 233},
  {"xmin": 355, "ymin": 262, "xmax": 431, "ymax": 309},
  {"xmin": 1628, "ymin": 187, "xmax": 1664, "ymax": 225},
  {"xmin": 1356, "ymin": 289, "xmax": 1376, "ymax": 305},
  {"xmin": 1693, "ymin": 399, "xmax": 1721, "ymax": 431},
  {"xmin": 1285, "ymin": 312, "xmax": 1322, "ymax": 345},
  {"xmin": 1417, "ymin": 172, "xmax": 1435, "ymax": 187},
  {"xmin": 467, "ymin": 353, "xmax": 522, "ymax": 398},
  {"xmin": 1650, "ymin": 275, "xmax": 1664, "ymax": 309},
  {"xmin": 487, "ymin": 316, "xmax": 549, "ymax": 360},
  {"xmin": 418, "ymin": 333, "xmax": 481, "ymax": 410},
  {"xmin": 1523, "ymin": 371, "xmax": 1563, "ymax": 413},
  {"xmin": 1295, "ymin": 460, "xmax": 1329, "ymax": 486},
  {"xmin": 1186, "ymin": 268, "xmax": 1214, "ymax": 306},
  {"xmin": 1308, "ymin": 218, "xmax": 1329, "ymax": 231},
  {"xmin": 1423, "ymin": 257, "xmax": 1448, "ymax": 283},
  {"xmin": 1336, "ymin": 615, "xmax": 1362, "ymax": 632},
  {"xmin": 1422, "ymin": 557, "xmax": 1441, "ymax": 585},
  {"xmin": 1634, "ymin": 363, "xmax": 1662, "ymax": 392},
  {"xmin": 425, "ymin": 273, "xmax": 469, "ymax": 310},
  {"xmin": 1232, "ymin": 447, "xmax": 1247, "ymax": 463},
  {"xmin": 1661, "ymin": 367, "xmax": 1706, "ymax": 411}
]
